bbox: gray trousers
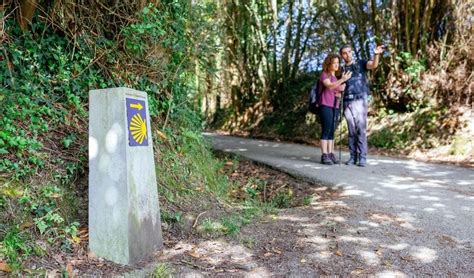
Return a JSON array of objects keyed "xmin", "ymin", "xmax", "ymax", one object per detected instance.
[{"xmin": 343, "ymin": 99, "xmax": 368, "ymax": 157}]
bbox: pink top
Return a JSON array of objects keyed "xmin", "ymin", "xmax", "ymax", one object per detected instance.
[{"xmin": 320, "ymin": 72, "xmax": 341, "ymax": 108}]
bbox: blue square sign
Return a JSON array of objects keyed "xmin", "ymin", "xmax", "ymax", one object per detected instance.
[{"xmin": 126, "ymin": 98, "xmax": 148, "ymax": 147}]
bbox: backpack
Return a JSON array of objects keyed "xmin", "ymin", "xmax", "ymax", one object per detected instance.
[{"xmin": 308, "ymin": 78, "xmax": 323, "ymax": 115}]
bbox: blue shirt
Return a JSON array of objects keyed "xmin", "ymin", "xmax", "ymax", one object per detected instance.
[{"xmin": 343, "ymin": 60, "xmax": 369, "ymax": 101}]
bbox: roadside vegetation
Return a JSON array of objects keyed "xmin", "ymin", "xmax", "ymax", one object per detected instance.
[{"xmin": 0, "ymin": 1, "xmax": 226, "ymax": 274}]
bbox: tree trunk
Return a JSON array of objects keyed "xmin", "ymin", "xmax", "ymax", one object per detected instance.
[
  {"xmin": 326, "ymin": 2, "xmax": 357, "ymax": 55},
  {"xmin": 18, "ymin": 0, "xmax": 38, "ymax": 31},
  {"xmin": 281, "ymin": 0, "xmax": 294, "ymax": 89},
  {"xmin": 404, "ymin": 0, "xmax": 411, "ymax": 53},
  {"xmin": 421, "ymin": 0, "xmax": 434, "ymax": 51},
  {"xmin": 292, "ymin": 11, "xmax": 320, "ymax": 79},
  {"xmin": 290, "ymin": 1, "xmax": 305, "ymax": 80},
  {"xmin": 370, "ymin": 0, "xmax": 380, "ymax": 42},
  {"xmin": 412, "ymin": 0, "xmax": 421, "ymax": 54}
]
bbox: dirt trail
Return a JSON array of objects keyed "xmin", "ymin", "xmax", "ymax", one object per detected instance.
[
  {"xmin": 154, "ymin": 161, "xmax": 473, "ymax": 276},
  {"xmin": 157, "ymin": 197, "xmax": 472, "ymax": 276}
]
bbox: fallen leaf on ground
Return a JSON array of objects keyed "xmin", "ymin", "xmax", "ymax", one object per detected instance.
[
  {"xmin": 77, "ymin": 228, "xmax": 88, "ymax": 236},
  {"xmin": 71, "ymin": 235, "xmax": 81, "ymax": 244},
  {"xmin": 272, "ymin": 248, "xmax": 282, "ymax": 254},
  {"xmin": 53, "ymin": 254, "xmax": 64, "ymax": 264},
  {"xmin": 351, "ymin": 268, "xmax": 365, "ymax": 274},
  {"xmin": 20, "ymin": 222, "xmax": 34, "ymax": 230},
  {"xmin": 47, "ymin": 269, "xmax": 59, "ymax": 278},
  {"xmin": 69, "ymin": 259, "xmax": 83, "ymax": 265},
  {"xmin": 188, "ymin": 251, "xmax": 201, "ymax": 258},
  {"xmin": 156, "ymin": 130, "xmax": 168, "ymax": 141},
  {"xmin": 335, "ymin": 250, "xmax": 343, "ymax": 256},
  {"xmin": 66, "ymin": 263, "xmax": 74, "ymax": 277},
  {"xmin": 0, "ymin": 262, "xmax": 12, "ymax": 273},
  {"xmin": 88, "ymin": 251, "xmax": 97, "ymax": 259}
]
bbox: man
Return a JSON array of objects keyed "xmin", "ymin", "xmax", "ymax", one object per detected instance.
[{"xmin": 339, "ymin": 45, "xmax": 384, "ymax": 167}]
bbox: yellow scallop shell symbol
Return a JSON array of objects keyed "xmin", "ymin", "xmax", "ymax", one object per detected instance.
[{"xmin": 130, "ymin": 113, "xmax": 147, "ymax": 144}]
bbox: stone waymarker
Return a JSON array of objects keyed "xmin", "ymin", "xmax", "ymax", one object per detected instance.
[{"xmin": 88, "ymin": 87, "xmax": 163, "ymax": 265}]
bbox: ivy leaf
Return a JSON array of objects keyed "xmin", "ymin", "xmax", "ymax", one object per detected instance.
[{"xmin": 35, "ymin": 219, "xmax": 48, "ymax": 234}]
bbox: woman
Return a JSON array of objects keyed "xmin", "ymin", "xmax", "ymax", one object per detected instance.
[{"xmin": 319, "ymin": 54, "xmax": 352, "ymax": 165}]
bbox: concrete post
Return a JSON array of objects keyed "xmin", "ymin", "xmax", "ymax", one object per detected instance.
[{"xmin": 88, "ymin": 87, "xmax": 163, "ymax": 265}]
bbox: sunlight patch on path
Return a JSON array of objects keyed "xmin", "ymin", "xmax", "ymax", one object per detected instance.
[
  {"xmin": 381, "ymin": 242, "xmax": 410, "ymax": 251},
  {"xmin": 376, "ymin": 270, "xmax": 407, "ymax": 278},
  {"xmin": 339, "ymin": 235, "xmax": 371, "ymax": 245},
  {"xmin": 359, "ymin": 250, "xmax": 380, "ymax": 266},
  {"xmin": 409, "ymin": 246, "xmax": 438, "ymax": 263}
]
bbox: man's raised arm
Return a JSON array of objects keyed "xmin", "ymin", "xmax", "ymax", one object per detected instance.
[{"xmin": 367, "ymin": 45, "xmax": 384, "ymax": 70}]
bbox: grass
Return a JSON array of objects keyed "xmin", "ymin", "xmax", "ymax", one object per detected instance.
[
  {"xmin": 303, "ymin": 194, "xmax": 313, "ymax": 206},
  {"xmin": 160, "ymin": 210, "xmax": 183, "ymax": 224},
  {"xmin": 0, "ymin": 176, "xmax": 83, "ymax": 272},
  {"xmin": 152, "ymin": 263, "xmax": 173, "ymax": 278},
  {"xmin": 197, "ymin": 197, "xmax": 277, "ymax": 238},
  {"xmin": 155, "ymin": 130, "xmax": 231, "ymax": 200},
  {"xmin": 240, "ymin": 236, "xmax": 256, "ymax": 249},
  {"xmin": 199, "ymin": 218, "xmax": 227, "ymax": 237},
  {"xmin": 270, "ymin": 190, "xmax": 294, "ymax": 208},
  {"xmin": 0, "ymin": 228, "xmax": 31, "ymax": 270}
]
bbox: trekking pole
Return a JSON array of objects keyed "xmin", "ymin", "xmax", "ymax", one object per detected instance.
[
  {"xmin": 332, "ymin": 96, "xmax": 339, "ymax": 165},
  {"xmin": 338, "ymin": 96, "xmax": 344, "ymax": 165}
]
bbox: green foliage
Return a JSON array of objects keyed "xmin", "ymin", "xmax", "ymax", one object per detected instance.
[
  {"xmin": 0, "ymin": 20, "xmax": 109, "ymax": 179},
  {"xmin": 0, "ymin": 227, "xmax": 32, "ymax": 271},
  {"xmin": 448, "ymin": 135, "xmax": 471, "ymax": 156},
  {"xmin": 160, "ymin": 210, "xmax": 182, "ymax": 224},
  {"xmin": 222, "ymin": 216, "xmax": 242, "ymax": 235},
  {"xmin": 152, "ymin": 263, "xmax": 173, "ymax": 278},
  {"xmin": 199, "ymin": 218, "xmax": 225, "ymax": 237},
  {"xmin": 240, "ymin": 236, "xmax": 256, "ymax": 249},
  {"xmin": 244, "ymin": 177, "xmax": 267, "ymax": 199},
  {"xmin": 256, "ymin": 74, "xmax": 320, "ymax": 139},
  {"xmin": 199, "ymin": 215, "xmax": 241, "ymax": 237},
  {"xmin": 271, "ymin": 190, "xmax": 294, "ymax": 208},
  {"xmin": 0, "ymin": 183, "xmax": 82, "ymax": 260},
  {"xmin": 396, "ymin": 52, "xmax": 426, "ymax": 81},
  {"xmin": 0, "ymin": 1, "xmax": 240, "ymax": 272},
  {"xmin": 197, "ymin": 197, "xmax": 275, "ymax": 238},
  {"xmin": 368, "ymin": 107, "xmax": 454, "ymax": 151},
  {"xmin": 302, "ymin": 195, "xmax": 313, "ymax": 206},
  {"xmin": 388, "ymin": 52, "xmax": 429, "ymax": 111},
  {"xmin": 156, "ymin": 130, "xmax": 230, "ymax": 199},
  {"xmin": 0, "ymin": 2, "xmax": 209, "ymax": 268},
  {"xmin": 121, "ymin": 1, "xmax": 217, "ymax": 119}
]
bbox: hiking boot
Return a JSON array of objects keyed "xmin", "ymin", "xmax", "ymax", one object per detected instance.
[
  {"xmin": 329, "ymin": 153, "xmax": 339, "ymax": 164},
  {"xmin": 358, "ymin": 156, "xmax": 367, "ymax": 167},
  {"xmin": 345, "ymin": 154, "xmax": 358, "ymax": 165},
  {"xmin": 321, "ymin": 154, "xmax": 333, "ymax": 165}
]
